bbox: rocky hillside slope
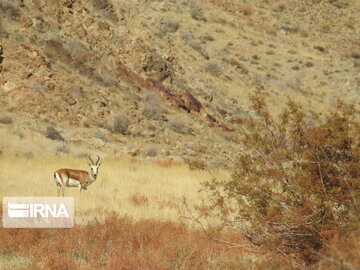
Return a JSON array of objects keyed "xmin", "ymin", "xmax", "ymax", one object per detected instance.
[{"xmin": 0, "ymin": 0, "xmax": 359, "ymax": 167}]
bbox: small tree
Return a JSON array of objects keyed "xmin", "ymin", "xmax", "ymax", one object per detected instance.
[{"xmin": 195, "ymin": 94, "xmax": 360, "ymax": 266}]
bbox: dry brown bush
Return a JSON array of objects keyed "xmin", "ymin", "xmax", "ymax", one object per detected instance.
[
  {"xmin": 316, "ymin": 228, "xmax": 360, "ymax": 270},
  {"xmin": 193, "ymin": 93, "xmax": 360, "ymax": 267},
  {"xmin": 0, "ymin": 211, "xmax": 264, "ymax": 269}
]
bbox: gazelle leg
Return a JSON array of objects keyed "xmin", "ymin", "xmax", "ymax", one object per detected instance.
[
  {"xmin": 79, "ymin": 184, "xmax": 82, "ymax": 193},
  {"xmin": 57, "ymin": 185, "xmax": 61, "ymax": 197},
  {"xmin": 61, "ymin": 186, "xmax": 65, "ymax": 197}
]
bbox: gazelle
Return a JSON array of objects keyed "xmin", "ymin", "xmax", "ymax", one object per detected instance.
[{"xmin": 53, "ymin": 155, "xmax": 101, "ymax": 196}]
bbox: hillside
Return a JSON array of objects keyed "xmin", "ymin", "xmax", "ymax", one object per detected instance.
[{"xmin": 1, "ymin": 0, "xmax": 359, "ymax": 166}]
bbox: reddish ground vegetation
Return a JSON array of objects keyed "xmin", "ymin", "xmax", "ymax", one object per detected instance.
[
  {"xmin": 154, "ymin": 159, "xmax": 183, "ymax": 168},
  {"xmin": 129, "ymin": 194, "xmax": 149, "ymax": 206},
  {"xmin": 0, "ymin": 212, "xmax": 270, "ymax": 270},
  {"xmin": 316, "ymin": 229, "xmax": 360, "ymax": 269}
]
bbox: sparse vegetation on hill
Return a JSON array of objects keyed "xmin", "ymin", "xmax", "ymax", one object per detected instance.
[{"xmin": 1, "ymin": 0, "xmax": 359, "ymax": 166}]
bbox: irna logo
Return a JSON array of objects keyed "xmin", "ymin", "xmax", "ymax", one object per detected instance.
[
  {"xmin": 7, "ymin": 203, "xmax": 69, "ymax": 218},
  {"xmin": 3, "ymin": 197, "xmax": 74, "ymax": 228}
]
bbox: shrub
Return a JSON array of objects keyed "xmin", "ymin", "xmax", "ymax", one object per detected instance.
[
  {"xmin": 285, "ymin": 72, "xmax": 303, "ymax": 91},
  {"xmin": 55, "ymin": 143, "xmax": 69, "ymax": 155},
  {"xmin": 63, "ymin": 38, "xmax": 90, "ymax": 64},
  {"xmin": 143, "ymin": 93, "xmax": 164, "ymax": 120},
  {"xmin": 90, "ymin": 0, "xmax": 118, "ymax": 22},
  {"xmin": 239, "ymin": 4, "xmax": 254, "ymax": 16},
  {"xmin": 273, "ymin": 2, "xmax": 287, "ymax": 12},
  {"xmin": 146, "ymin": 146, "xmax": 158, "ymax": 157},
  {"xmin": 46, "ymin": 126, "xmax": 64, "ymax": 141},
  {"xmin": 0, "ymin": 114, "xmax": 13, "ymax": 124},
  {"xmin": 83, "ymin": 120, "xmax": 90, "ymax": 128},
  {"xmin": 166, "ymin": 119, "xmax": 187, "ymax": 134},
  {"xmin": 0, "ymin": 0, "xmax": 22, "ymax": 8},
  {"xmin": 44, "ymin": 39, "xmax": 72, "ymax": 64},
  {"xmin": 157, "ymin": 19, "xmax": 180, "ymax": 36},
  {"xmin": 195, "ymin": 94, "xmax": 360, "ymax": 266},
  {"xmin": 0, "ymin": 1, "xmax": 20, "ymax": 20},
  {"xmin": 316, "ymin": 227, "xmax": 360, "ymax": 270},
  {"xmin": 204, "ymin": 60, "xmax": 224, "ymax": 77},
  {"xmin": 181, "ymin": 32, "xmax": 208, "ymax": 58},
  {"xmin": 74, "ymin": 151, "xmax": 89, "ymax": 158},
  {"xmin": 351, "ymin": 50, "xmax": 360, "ymax": 59},
  {"xmin": 108, "ymin": 113, "xmax": 130, "ymax": 134},
  {"xmin": 187, "ymin": 158, "xmax": 206, "ymax": 170},
  {"xmin": 96, "ymin": 68, "xmax": 118, "ymax": 86},
  {"xmin": 93, "ymin": 130, "xmax": 108, "ymax": 142},
  {"xmin": 188, "ymin": 1, "xmax": 204, "ymax": 20}
]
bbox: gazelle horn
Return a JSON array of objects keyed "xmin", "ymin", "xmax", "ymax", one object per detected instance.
[
  {"xmin": 89, "ymin": 155, "xmax": 95, "ymax": 165},
  {"xmin": 95, "ymin": 155, "xmax": 101, "ymax": 165}
]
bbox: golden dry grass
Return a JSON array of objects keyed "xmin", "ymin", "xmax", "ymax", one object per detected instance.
[
  {"xmin": 0, "ymin": 154, "xmax": 230, "ymax": 224},
  {"xmin": 0, "ymin": 154, "xmax": 257, "ymax": 269}
]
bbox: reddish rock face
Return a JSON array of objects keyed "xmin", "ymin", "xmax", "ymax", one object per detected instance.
[
  {"xmin": 179, "ymin": 89, "xmax": 203, "ymax": 113},
  {"xmin": 117, "ymin": 61, "xmax": 232, "ymax": 131}
]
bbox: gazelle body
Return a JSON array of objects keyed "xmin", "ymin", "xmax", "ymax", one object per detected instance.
[{"xmin": 53, "ymin": 155, "xmax": 101, "ymax": 196}]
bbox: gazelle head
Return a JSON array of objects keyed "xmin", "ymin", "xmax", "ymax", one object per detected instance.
[{"xmin": 88, "ymin": 155, "xmax": 101, "ymax": 179}]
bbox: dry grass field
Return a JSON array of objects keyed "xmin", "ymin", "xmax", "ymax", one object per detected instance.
[
  {"xmin": 0, "ymin": 154, "xmax": 230, "ymax": 223},
  {"xmin": 0, "ymin": 155, "xmax": 270, "ymax": 270}
]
